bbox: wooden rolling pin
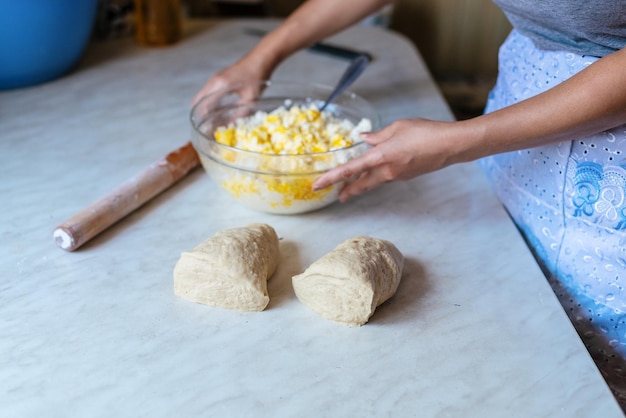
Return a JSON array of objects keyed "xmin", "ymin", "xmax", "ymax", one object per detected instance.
[{"xmin": 53, "ymin": 141, "xmax": 200, "ymax": 251}]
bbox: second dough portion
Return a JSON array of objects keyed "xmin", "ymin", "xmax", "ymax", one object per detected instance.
[
  {"xmin": 173, "ymin": 223, "xmax": 279, "ymax": 311},
  {"xmin": 292, "ymin": 236, "xmax": 404, "ymax": 326}
]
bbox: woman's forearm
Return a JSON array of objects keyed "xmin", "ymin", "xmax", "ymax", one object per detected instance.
[
  {"xmin": 241, "ymin": 0, "xmax": 394, "ymax": 75},
  {"xmin": 455, "ymin": 47, "xmax": 626, "ymax": 163}
]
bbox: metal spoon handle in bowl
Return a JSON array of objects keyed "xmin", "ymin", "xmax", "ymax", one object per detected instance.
[{"xmin": 319, "ymin": 54, "xmax": 371, "ymax": 111}]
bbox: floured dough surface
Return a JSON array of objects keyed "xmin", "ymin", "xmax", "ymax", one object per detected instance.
[
  {"xmin": 292, "ymin": 236, "xmax": 404, "ymax": 326},
  {"xmin": 173, "ymin": 223, "xmax": 279, "ymax": 311}
]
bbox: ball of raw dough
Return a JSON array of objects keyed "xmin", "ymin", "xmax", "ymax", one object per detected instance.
[
  {"xmin": 173, "ymin": 223, "xmax": 279, "ymax": 311},
  {"xmin": 292, "ymin": 236, "xmax": 404, "ymax": 326}
]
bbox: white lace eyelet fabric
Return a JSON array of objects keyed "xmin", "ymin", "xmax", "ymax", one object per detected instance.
[{"xmin": 479, "ymin": 30, "xmax": 626, "ymax": 408}]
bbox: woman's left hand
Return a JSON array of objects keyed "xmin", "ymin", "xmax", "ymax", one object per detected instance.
[{"xmin": 313, "ymin": 118, "xmax": 471, "ymax": 202}]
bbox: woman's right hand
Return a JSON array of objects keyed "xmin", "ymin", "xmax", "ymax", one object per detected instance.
[
  {"xmin": 191, "ymin": 0, "xmax": 394, "ymax": 108},
  {"xmin": 190, "ymin": 53, "xmax": 273, "ymax": 108}
]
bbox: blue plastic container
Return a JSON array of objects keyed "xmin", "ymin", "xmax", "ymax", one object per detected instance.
[{"xmin": 0, "ymin": 0, "xmax": 98, "ymax": 89}]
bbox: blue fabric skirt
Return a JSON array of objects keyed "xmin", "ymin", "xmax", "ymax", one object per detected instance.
[{"xmin": 479, "ymin": 30, "xmax": 626, "ymax": 407}]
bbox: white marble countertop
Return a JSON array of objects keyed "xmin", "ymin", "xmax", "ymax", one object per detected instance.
[{"xmin": 1, "ymin": 19, "xmax": 623, "ymax": 417}]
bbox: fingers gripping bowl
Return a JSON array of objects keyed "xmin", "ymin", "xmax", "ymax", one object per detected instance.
[{"xmin": 190, "ymin": 81, "xmax": 380, "ymax": 214}]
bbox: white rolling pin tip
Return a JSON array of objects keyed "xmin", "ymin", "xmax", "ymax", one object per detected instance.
[{"xmin": 53, "ymin": 228, "xmax": 75, "ymax": 251}]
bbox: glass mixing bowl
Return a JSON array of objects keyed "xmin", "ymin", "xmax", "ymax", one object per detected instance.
[{"xmin": 190, "ymin": 81, "xmax": 380, "ymax": 214}]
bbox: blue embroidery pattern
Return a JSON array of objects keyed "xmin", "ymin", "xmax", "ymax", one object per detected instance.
[{"xmin": 572, "ymin": 162, "xmax": 626, "ymax": 230}]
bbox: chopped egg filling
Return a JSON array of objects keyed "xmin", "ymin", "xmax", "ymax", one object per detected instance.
[
  {"xmin": 214, "ymin": 103, "xmax": 371, "ymax": 155},
  {"xmin": 211, "ymin": 102, "xmax": 372, "ymax": 211}
]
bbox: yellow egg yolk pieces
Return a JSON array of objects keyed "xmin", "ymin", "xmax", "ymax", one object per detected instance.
[{"xmin": 213, "ymin": 103, "xmax": 372, "ymax": 210}]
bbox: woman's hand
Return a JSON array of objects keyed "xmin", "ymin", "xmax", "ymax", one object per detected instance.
[
  {"xmin": 190, "ymin": 54, "xmax": 272, "ymax": 108},
  {"xmin": 191, "ymin": 0, "xmax": 394, "ymax": 108},
  {"xmin": 313, "ymin": 118, "xmax": 472, "ymax": 202}
]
